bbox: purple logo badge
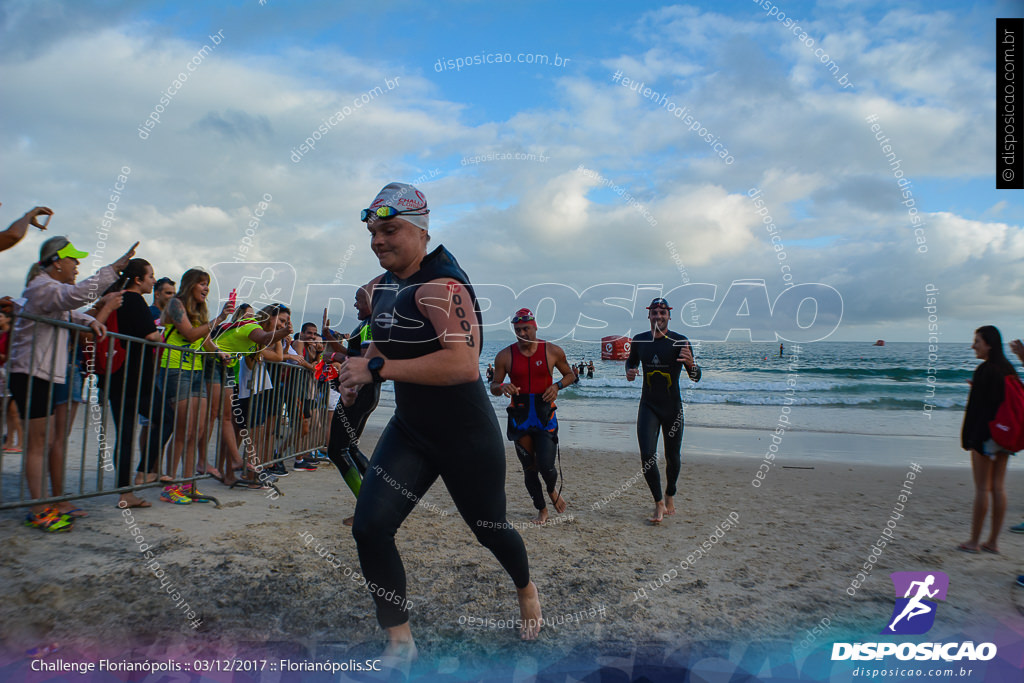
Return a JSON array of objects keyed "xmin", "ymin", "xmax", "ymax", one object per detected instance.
[{"xmin": 882, "ymin": 571, "xmax": 948, "ymax": 635}]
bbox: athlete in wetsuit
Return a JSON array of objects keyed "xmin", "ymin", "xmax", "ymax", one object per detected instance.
[
  {"xmin": 337, "ymin": 183, "xmax": 542, "ymax": 662},
  {"xmin": 626, "ymin": 297, "xmax": 701, "ymax": 524},
  {"xmin": 490, "ymin": 308, "xmax": 576, "ymax": 524},
  {"xmin": 325, "ymin": 286, "xmax": 379, "ymax": 479}
]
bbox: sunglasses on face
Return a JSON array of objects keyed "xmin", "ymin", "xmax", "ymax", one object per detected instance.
[{"xmin": 360, "ymin": 205, "xmax": 430, "ymax": 222}]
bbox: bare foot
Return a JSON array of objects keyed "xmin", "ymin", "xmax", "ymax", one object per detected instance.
[
  {"xmin": 55, "ymin": 502, "xmax": 87, "ymax": 517},
  {"xmin": 664, "ymin": 495, "xmax": 676, "ymax": 516},
  {"xmin": 649, "ymin": 501, "xmax": 666, "ymax": 524},
  {"xmin": 343, "ymin": 516, "xmax": 355, "ymax": 527},
  {"xmin": 532, "ymin": 508, "xmax": 549, "ymax": 525},
  {"xmin": 381, "ymin": 623, "xmax": 417, "ymax": 672},
  {"xmin": 198, "ymin": 464, "xmax": 223, "ymax": 481},
  {"xmin": 118, "ymin": 493, "xmax": 151, "ymax": 508},
  {"xmin": 549, "ymin": 491, "xmax": 568, "ymax": 514},
  {"xmin": 517, "ymin": 581, "xmax": 543, "ymax": 640}
]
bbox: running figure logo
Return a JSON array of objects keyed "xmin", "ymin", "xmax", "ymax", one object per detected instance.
[{"xmin": 883, "ymin": 571, "xmax": 948, "ymax": 635}]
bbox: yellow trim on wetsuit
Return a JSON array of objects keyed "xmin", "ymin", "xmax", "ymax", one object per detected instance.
[{"xmin": 644, "ymin": 369, "xmax": 673, "ymax": 389}]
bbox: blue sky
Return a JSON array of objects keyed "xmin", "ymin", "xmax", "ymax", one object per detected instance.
[{"xmin": 0, "ymin": 0, "xmax": 1021, "ymax": 343}]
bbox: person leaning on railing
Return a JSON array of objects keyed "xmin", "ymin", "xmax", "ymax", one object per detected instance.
[
  {"xmin": 253, "ymin": 304, "xmax": 296, "ymax": 478},
  {"xmin": 90, "ymin": 258, "xmax": 165, "ymax": 508},
  {"xmin": 212, "ymin": 302, "xmax": 294, "ymax": 487},
  {"xmin": 0, "ymin": 307, "xmax": 24, "ymax": 454},
  {"xmin": 156, "ymin": 268, "xmax": 233, "ymax": 505},
  {"xmin": 8, "ymin": 236, "xmax": 137, "ymax": 532}
]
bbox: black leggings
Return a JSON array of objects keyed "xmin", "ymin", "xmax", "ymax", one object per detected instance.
[
  {"xmin": 352, "ymin": 417, "xmax": 530, "ymax": 628},
  {"xmin": 637, "ymin": 401, "xmax": 684, "ymax": 502},
  {"xmin": 105, "ymin": 371, "xmax": 142, "ymax": 488},
  {"xmin": 139, "ymin": 385, "xmax": 175, "ymax": 476},
  {"xmin": 512, "ymin": 430, "xmax": 558, "ymax": 511}
]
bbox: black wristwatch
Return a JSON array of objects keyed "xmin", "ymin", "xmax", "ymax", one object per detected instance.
[{"xmin": 368, "ymin": 356, "xmax": 385, "ymax": 383}]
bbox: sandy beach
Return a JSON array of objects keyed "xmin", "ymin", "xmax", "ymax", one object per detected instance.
[{"xmin": 2, "ymin": 412, "xmax": 1023, "ymax": 680}]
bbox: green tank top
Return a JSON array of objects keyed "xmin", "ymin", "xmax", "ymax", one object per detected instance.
[{"xmin": 160, "ymin": 323, "xmax": 204, "ymax": 371}]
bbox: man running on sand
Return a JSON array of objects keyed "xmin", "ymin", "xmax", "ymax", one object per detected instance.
[
  {"xmin": 626, "ymin": 297, "xmax": 701, "ymax": 524},
  {"xmin": 490, "ymin": 308, "xmax": 576, "ymax": 524}
]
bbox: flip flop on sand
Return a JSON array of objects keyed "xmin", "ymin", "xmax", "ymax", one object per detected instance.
[{"xmin": 957, "ymin": 543, "xmax": 979, "ymax": 554}]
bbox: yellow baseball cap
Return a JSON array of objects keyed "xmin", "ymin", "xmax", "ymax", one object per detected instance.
[{"xmin": 39, "ymin": 236, "xmax": 88, "ymax": 264}]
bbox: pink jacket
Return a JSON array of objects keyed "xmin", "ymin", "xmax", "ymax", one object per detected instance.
[{"xmin": 8, "ymin": 266, "xmax": 119, "ymax": 383}]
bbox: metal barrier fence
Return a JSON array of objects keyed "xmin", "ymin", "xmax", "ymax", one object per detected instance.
[{"xmin": 0, "ymin": 311, "xmax": 330, "ymax": 510}]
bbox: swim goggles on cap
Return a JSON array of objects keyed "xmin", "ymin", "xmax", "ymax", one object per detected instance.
[
  {"xmin": 511, "ymin": 311, "xmax": 536, "ymax": 324},
  {"xmin": 360, "ymin": 205, "xmax": 430, "ymax": 222},
  {"xmin": 647, "ymin": 298, "xmax": 672, "ymax": 310}
]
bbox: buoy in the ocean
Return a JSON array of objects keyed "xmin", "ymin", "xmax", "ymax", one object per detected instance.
[{"xmin": 602, "ymin": 335, "xmax": 631, "ymax": 360}]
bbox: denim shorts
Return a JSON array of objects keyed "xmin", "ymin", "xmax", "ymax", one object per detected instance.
[
  {"xmin": 202, "ymin": 360, "xmax": 225, "ymax": 387},
  {"xmin": 53, "ymin": 364, "xmax": 84, "ymax": 406},
  {"xmin": 159, "ymin": 367, "xmax": 206, "ymax": 401},
  {"xmin": 980, "ymin": 438, "xmax": 1017, "ymax": 458}
]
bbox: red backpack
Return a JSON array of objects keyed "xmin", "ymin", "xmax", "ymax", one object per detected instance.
[
  {"xmin": 989, "ymin": 374, "xmax": 1024, "ymax": 453},
  {"xmin": 85, "ymin": 310, "xmax": 126, "ymax": 376}
]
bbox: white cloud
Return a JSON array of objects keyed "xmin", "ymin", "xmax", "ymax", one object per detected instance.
[{"xmin": 0, "ymin": 3, "xmax": 1018, "ymax": 343}]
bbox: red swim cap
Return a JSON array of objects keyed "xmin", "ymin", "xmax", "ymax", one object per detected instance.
[{"xmin": 511, "ymin": 308, "xmax": 537, "ymax": 327}]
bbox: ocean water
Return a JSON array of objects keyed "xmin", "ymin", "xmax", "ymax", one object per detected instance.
[{"xmin": 377, "ymin": 340, "xmax": 979, "ymax": 440}]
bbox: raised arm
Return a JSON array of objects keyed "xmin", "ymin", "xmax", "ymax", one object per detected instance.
[
  {"xmin": 0, "ymin": 206, "xmax": 52, "ymax": 252},
  {"xmin": 163, "ymin": 297, "xmax": 231, "ymax": 344}
]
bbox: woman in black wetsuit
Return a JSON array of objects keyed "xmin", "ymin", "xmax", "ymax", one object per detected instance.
[{"xmin": 337, "ymin": 182, "xmax": 542, "ymax": 660}]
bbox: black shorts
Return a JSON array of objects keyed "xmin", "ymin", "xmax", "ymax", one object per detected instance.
[
  {"xmin": 9, "ymin": 373, "xmax": 64, "ymax": 420},
  {"xmin": 238, "ymin": 394, "xmax": 270, "ymax": 428}
]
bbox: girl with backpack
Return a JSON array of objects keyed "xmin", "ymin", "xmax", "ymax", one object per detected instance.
[
  {"xmin": 93, "ymin": 258, "xmax": 164, "ymax": 508},
  {"xmin": 960, "ymin": 325, "xmax": 1018, "ymax": 554}
]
